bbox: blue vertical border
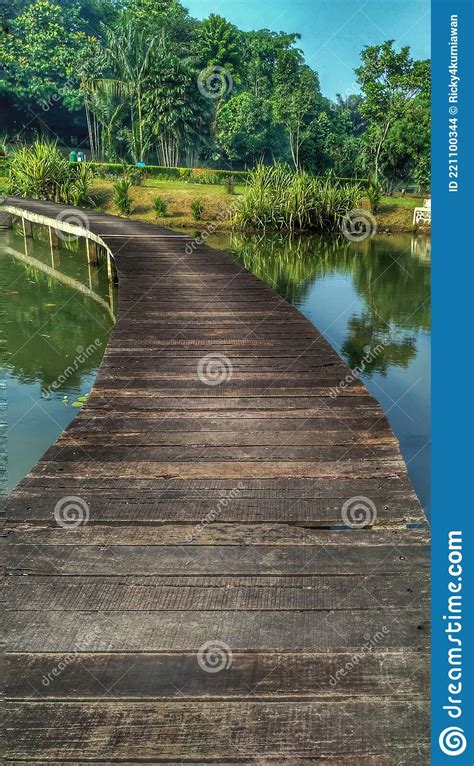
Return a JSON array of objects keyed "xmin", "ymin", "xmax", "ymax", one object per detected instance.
[{"xmin": 432, "ymin": 0, "xmax": 473, "ymax": 763}]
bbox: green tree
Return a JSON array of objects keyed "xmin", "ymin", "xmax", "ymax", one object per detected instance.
[
  {"xmin": 355, "ymin": 40, "xmax": 429, "ymax": 178},
  {"xmin": 215, "ymin": 92, "xmax": 275, "ymax": 165},
  {"xmin": 272, "ymin": 51, "xmax": 322, "ymax": 169},
  {"xmin": 122, "ymin": 0, "xmax": 195, "ymax": 43},
  {"xmin": 383, "ymin": 86, "xmax": 431, "ymax": 190},
  {"xmin": 144, "ymin": 39, "xmax": 210, "ymax": 166},
  {"xmin": 335, "ymin": 93, "xmax": 365, "ymax": 135},
  {"xmin": 193, "ymin": 14, "xmax": 242, "ymax": 75},
  {"xmin": 91, "ymin": 20, "xmax": 158, "ymax": 162},
  {"xmin": 0, "ymin": 0, "xmax": 93, "ymax": 114},
  {"xmin": 242, "ymin": 29, "xmax": 301, "ymax": 97}
]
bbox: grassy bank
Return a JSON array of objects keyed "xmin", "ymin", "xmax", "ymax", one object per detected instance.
[
  {"xmin": 92, "ymin": 178, "xmax": 426, "ymax": 233},
  {"xmin": 0, "ymin": 174, "xmax": 428, "ymax": 233}
]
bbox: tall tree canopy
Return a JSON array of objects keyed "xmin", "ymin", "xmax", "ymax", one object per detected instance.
[
  {"xmin": 355, "ymin": 40, "xmax": 429, "ymax": 178},
  {"xmin": 1, "ymin": 0, "xmax": 430, "ymax": 187}
]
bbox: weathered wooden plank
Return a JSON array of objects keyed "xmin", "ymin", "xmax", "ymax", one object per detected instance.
[
  {"xmin": 4, "ymin": 485, "xmax": 424, "ymax": 527},
  {"xmin": 3, "ymin": 651, "xmax": 428, "ymax": 699},
  {"xmin": 42, "ymin": 444, "xmax": 400, "ymax": 463},
  {"xmin": 5, "ymin": 526, "xmax": 429, "ymax": 546},
  {"xmin": 1, "ymin": 757, "xmax": 431, "ymax": 766},
  {"xmin": 6, "ymin": 609, "xmax": 429, "ymax": 652},
  {"xmin": 29, "ymin": 459, "xmax": 407, "ymax": 480},
  {"xmin": 5, "ymin": 543, "xmax": 429, "ymax": 576},
  {"xmin": 4, "ymin": 474, "xmax": 419, "ymax": 495},
  {"xmin": 5, "ymin": 572, "xmax": 428, "ymax": 611},
  {"xmin": 60, "ymin": 429, "xmax": 398, "ymax": 447},
  {"xmin": 3, "ymin": 701, "xmax": 429, "ymax": 762}
]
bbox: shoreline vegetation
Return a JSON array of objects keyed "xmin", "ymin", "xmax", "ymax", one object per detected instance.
[
  {"xmin": 2, "ymin": 2, "xmax": 431, "ymax": 237},
  {"xmin": 92, "ymin": 176, "xmax": 428, "ymax": 234},
  {"xmin": 0, "ymin": 151, "xmax": 429, "ymax": 235}
]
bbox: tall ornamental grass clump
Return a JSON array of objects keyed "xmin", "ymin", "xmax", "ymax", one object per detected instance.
[
  {"xmin": 234, "ymin": 164, "xmax": 362, "ymax": 232},
  {"xmin": 8, "ymin": 140, "xmax": 94, "ymax": 205},
  {"xmin": 113, "ymin": 179, "xmax": 133, "ymax": 216}
]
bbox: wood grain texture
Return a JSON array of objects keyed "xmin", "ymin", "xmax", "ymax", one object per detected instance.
[
  {"xmin": 3, "ymin": 198, "xmax": 430, "ymax": 763},
  {"xmin": 4, "ymin": 701, "xmax": 429, "ymax": 762}
]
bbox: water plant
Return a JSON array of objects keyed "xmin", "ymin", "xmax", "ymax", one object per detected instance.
[
  {"xmin": 234, "ymin": 163, "xmax": 362, "ymax": 232},
  {"xmin": 113, "ymin": 178, "xmax": 133, "ymax": 216}
]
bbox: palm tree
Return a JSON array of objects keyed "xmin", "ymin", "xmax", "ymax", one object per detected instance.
[
  {"xmin": 144, "ymin": 37, "xmax": 211, "ymax": 166},
  {"xmin": 91, "ymin": 20, "xmax": 158, "ymax": 162}
]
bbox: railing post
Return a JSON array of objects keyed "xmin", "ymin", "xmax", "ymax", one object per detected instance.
[
  {"xmin": 49, "ymin": 226, "xmax": 59, "ymax": 249},
  {"xmin": 22, "ymin": 218, "xmax": 33, "ymax": 237},
  {"xmin": 86, "ymin": 238, "xmax": 98, "ymax": 265},
  {"xmin": 106, "ymin": 251, "xmax": 114, "ymax": 314}
]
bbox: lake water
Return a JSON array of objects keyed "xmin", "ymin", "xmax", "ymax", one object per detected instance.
[
  {"xmin": 0, "ymin": 227, "xmax": 116, "ymax": 493},
  {"xmin": 1, "ymin": 225, "xmax": 430, "ymax": 516},
  {"xmin": 206, "ymin": 231, "xmax": 431, "ymax": 516}
]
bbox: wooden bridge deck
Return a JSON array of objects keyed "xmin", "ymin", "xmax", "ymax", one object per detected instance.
[{"xmin": 2, "ymin": 199, "xmax": 430, "ymax": 764}]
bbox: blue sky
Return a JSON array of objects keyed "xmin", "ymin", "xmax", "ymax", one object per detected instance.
[{"xmin": 183, "ymin": 0, "xmax": 430, "ymax": 99}]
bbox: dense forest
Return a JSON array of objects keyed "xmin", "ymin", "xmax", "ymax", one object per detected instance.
[{"xmin": 0, "ymin": 0, "xmax": 430, "ymax": 187}]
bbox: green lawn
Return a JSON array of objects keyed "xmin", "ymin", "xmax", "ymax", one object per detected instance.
[
  {"xmin": 381, "ymin": 195, "xmax": 420, "ymax": 208},
  {"xmin": 143, "ymin": 178, "xmax": 245, "ymax": 195}
]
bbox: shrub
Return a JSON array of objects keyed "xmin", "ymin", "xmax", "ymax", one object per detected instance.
[
  {"xmin": 190, "ymin": 199, "xmax": 204, "ymax": 221},
  {"xmin": 189, "ymin": 168, "xmax": 247, "ymax": 185},
  {"xmin": 234, "ymin": 163, "xmax": 362, "ymax": 232},
  {"xmin": 67, "ymin": 162, "xmax": 95, "ymax": 206},
  {"xmin": 122, "ymin": 164, "xmax": 147, "ymax": 186},
  {"xmin": 8, "ymin": 140, "xmax": 94, "ymax": 205},
  {"xmin": 189, "ymin": 168, "xmax": 221, "ymax": 184},
  {"xmin": 366, "ymin": 175, "xmax": 383, "ymax": 213},
  {"xmin": 88, "ymin": 162, "xmax": 248, "ymax": 184},
  {"xmin": 153, "ymin": 195, "xmax": 168, "ymax": 217},
  {"xmin": 113, "ymin": 179, "xmax": 132, "ymax": 216},
  {"xmin": 222, "ymin": 175, "xmax": 235, "ymax": 195}
]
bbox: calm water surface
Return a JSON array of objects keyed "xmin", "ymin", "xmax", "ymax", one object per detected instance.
[
  {"xmin": 1, "ymin": 227, "xmax": 116, "ymax": 493},
  {"xmin": 206, "ymin": 231, "xmax": 431, "ymax": 516}
]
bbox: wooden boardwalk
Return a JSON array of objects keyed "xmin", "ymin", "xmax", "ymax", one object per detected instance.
[{"xmin": 3, "ymin": 199, "xmax": 430, "ymax": 764}]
